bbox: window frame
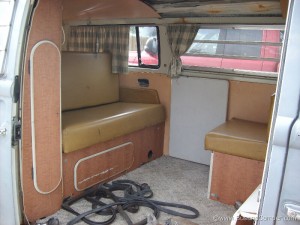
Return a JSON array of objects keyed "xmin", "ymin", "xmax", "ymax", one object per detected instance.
[
  {"xmin": 129, "ymin": 25, "xmax": 161, "ymax": 69},
  {"xmin": 181, "ymin": 25, "xmax": 284, "ymax": 80}
]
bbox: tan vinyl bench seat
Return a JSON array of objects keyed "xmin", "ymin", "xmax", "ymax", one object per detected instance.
[
  {"xmin": 62, "ymin": 102, "xmax": 165, "ymax": 153},
  {"xmin": 205, "ymin": 118, "xmax": 268, "ymax": 161}
]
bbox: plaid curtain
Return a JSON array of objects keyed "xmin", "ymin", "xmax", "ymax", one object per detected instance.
[
  {"xmin": 68, "ymin": 26, "xmax": 129, "ymax": 74},
  {"xmin": 167, "ymin": 24, "xmax": 200, "ymax": 77}
]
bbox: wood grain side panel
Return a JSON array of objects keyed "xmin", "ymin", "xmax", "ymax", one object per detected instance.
[
  {"xmin": 210, "ymin": 152, "xmax": 264, "ymax": 205},
  {"xmin": 63, "ymin": 123, "xmax": 164, "ymax": 197},
  {"xmin": 280, "ymin": 0, "xmax": 289, "ymax": 19},
  {"xmin": 21, "ymin": 0, "xmax": 62, "ymax": 221},
  {"xmin": 33, "ymin": 43, "xmax": 61, "ymax": 193},
  {"xmin": 227, "ymin": 81, "xmax": 276, "ymax": 124},
  {"xmin": 119, "ymin": 72, "xmax": 171, "ymax": 154},
  {"xmin": 62, "ymin": 0, "xmax": 160, "ymax": 21},
  {"xmin": 75, "ymin": 143, "xmax": 134, "ymax": 191}
]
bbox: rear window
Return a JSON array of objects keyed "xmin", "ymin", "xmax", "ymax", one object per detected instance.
[
  {"xmin": 128, "ymin": 26, "xmax": 160, "ymax": 69},
  {"xmin": 181, "ymin": 27, "xmax": 284, "ymax": 75}
]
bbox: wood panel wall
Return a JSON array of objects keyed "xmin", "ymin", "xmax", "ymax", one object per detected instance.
[
  {"xmin": 280, "ymin": 0, "xmax": 289, "ymax": 19},
  {"xmin": 120, "ymin": 75, "xmax": 275, "ymax": 153},
  {"xmin": 227, "ymin": 81, "xmax": 276, "ymax": 124},
  {"xmin": 63, "ymin": 123, "xmax": 164, "ymax": 197},
  {"xmin": 119, "ymin": 72, "xmax": 171, "ymax": 154},
  {"xmin": 210, "ymin": 152, "xmax": 264, "ymax": 205},
  {"xmin": 21, "ymin": 0, "xmax": 62, "ymax": 222}
]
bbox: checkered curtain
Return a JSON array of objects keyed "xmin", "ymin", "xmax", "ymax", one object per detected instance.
[
  {"xmin": 68, "ymin": 26, "xmax": 130, "ymax": 74},
  {"xmin": 167, "ymin": 24, "xmax": 200, "ymax": 77}
]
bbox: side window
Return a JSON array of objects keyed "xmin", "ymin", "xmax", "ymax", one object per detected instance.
[
  {"xmin": 0, "ymin": 0, "xmax": 15, "ymax": 76},
  {"xmin": 182, "ymin": 27, "xmax": 283, "ymax": 74},
  {"xmin": 187, "ymin": 29, "xmax": 220, "ymax": 55},
  {"xmin": 128, "ymin": 26, "xmax": 160, "ymax": 69},
  {"xmin": 218, "ymin": 30, "xmax": 263, "ymax": 57}
]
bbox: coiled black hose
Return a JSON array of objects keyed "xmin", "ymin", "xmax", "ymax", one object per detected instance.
[{"xmin": 62, "ymin": 180, "xmax": 200, "ymax": 225}]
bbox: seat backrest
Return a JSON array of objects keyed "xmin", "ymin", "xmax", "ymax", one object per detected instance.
[{"xmin": 61, "ymin": 52, "xmax": 119, "ymax": 111}]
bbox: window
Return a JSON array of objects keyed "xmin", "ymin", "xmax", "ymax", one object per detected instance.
[
  {"xmin": 181, "ymin": 27, "xmax": 284, "ymax": 75},
  {"xmin": 0, "ymin": 0, "xmax": 15, "ymax": 76},
  {"xmin": 128, "ymin": 26, "xmax": 160, "ymax": 69}
]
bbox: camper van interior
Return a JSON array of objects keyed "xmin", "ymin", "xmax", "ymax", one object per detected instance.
[{"xmin": 1, "ymin": 0, "xmax": 296, "ymax": 224}]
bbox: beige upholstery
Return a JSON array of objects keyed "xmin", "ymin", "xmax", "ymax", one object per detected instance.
[
  {"xmin": 61, "ymin": 52, "xmax": 166, "ymax": 153},
  {"xmin": 62, "ymin": 102, "xmax": 165, "ymax": 153},
  {"xmin": 120, "ymin": 87, "xmax": 160, "ymax": 104},
  {"xmin": 205, "ymin": 119, "xmax": 268, "ymax": 161},
  {"xmin": 61, "ymin": 52, "xmax": 119, "ymax": 111}
]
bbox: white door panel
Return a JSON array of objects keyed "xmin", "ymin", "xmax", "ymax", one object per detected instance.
[
  {"xmin": 169, "ymin": 77, "xmax": 228, "ymax": 165},
  {"xmin": 0, "ymin": 1, "xmax": 30, "ymax": 224},
  {"xmin": 0, "ymin": 88, "xmax": 16, "ymax": 225},
  {"xmin": 258, "ymin": 1, "xmax": 300, "ymax": 224}
]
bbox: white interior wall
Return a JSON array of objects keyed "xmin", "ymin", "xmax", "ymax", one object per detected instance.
[{"xmin": 169, "ymin": 77, "xmax": 228, "ymax": 165}]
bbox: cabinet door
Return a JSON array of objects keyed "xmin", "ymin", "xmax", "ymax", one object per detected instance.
[{"xmin": 170, "ymin": 77, "xmax": 228, "ymax": 165}]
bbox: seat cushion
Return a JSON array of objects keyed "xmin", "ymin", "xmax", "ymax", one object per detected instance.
[
  {"xmin": 62, "ymin": 102, "xmax": 165, "ymax": 153},
  {"xmin": 205, "ymin": 119, "xmax": 268, "ymax": 161}
]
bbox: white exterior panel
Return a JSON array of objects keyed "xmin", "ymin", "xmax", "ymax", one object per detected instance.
[
  {"xmin": 0, "ymin": 0, "xmax": 30, "ymax": 224},
  {"xmin": 258, "ymin": 1, "xmax": 300, "ymax": 224}
]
